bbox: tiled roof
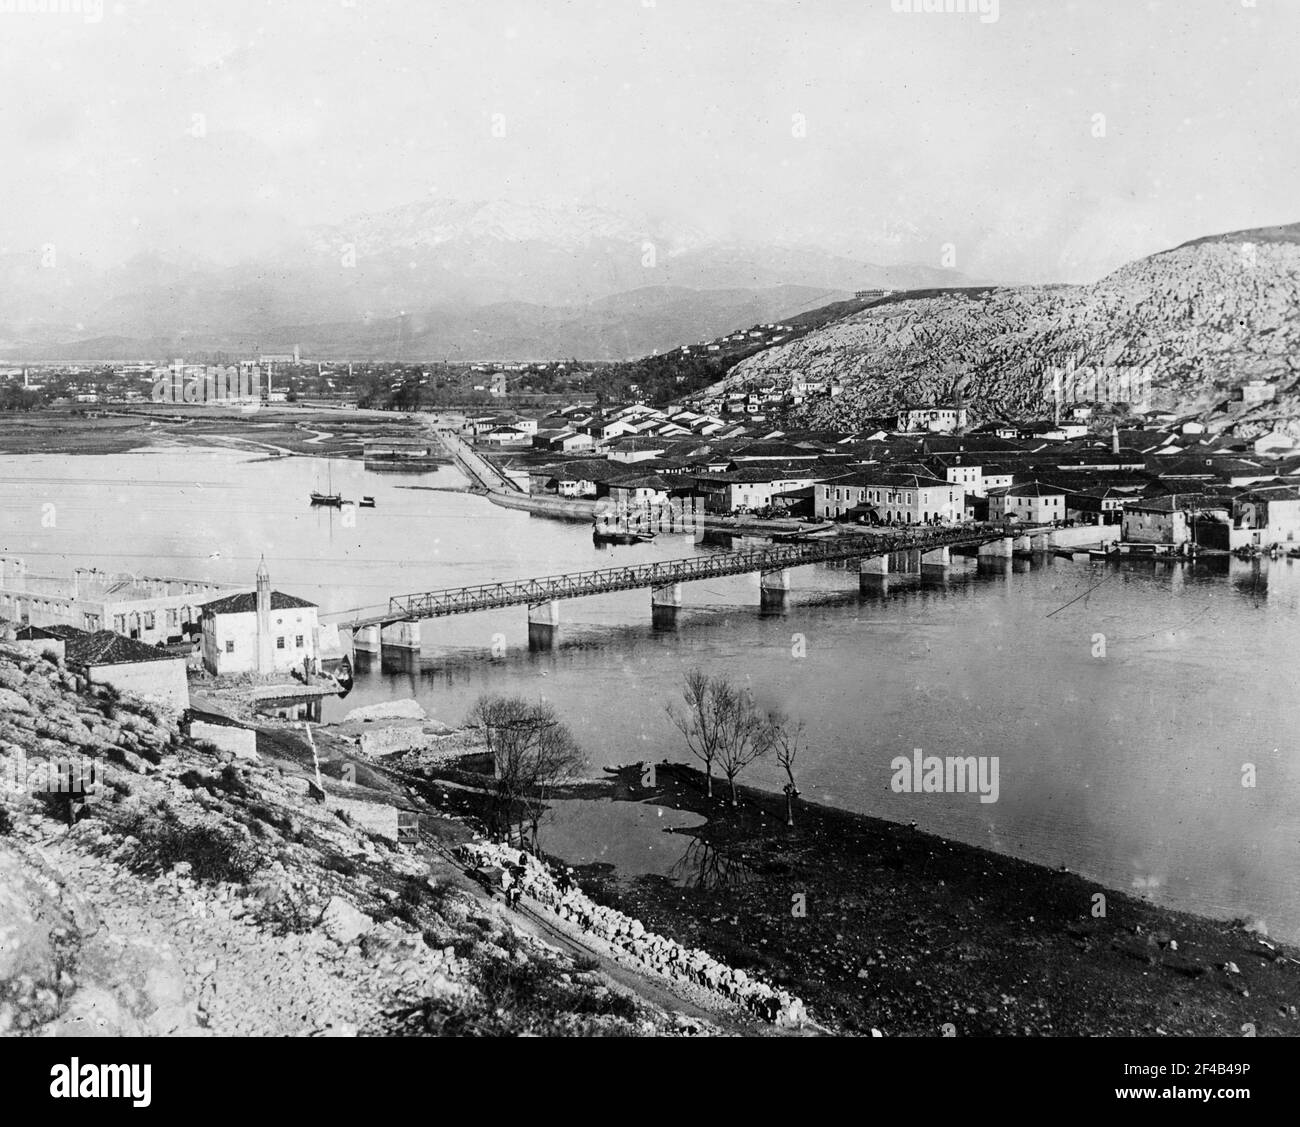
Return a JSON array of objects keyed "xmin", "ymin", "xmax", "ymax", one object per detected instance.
[
  {"xmin": 201, "ymin": 590, "xmax": 318, "ymax": 616},
  {"xmin": 65, "ymin": 630, "xmax": 180, "ymax": 667}
]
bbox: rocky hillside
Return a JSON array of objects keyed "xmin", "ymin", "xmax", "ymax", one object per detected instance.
[
  {"xmin": 726, "ymin": 224, "xmax": 1300, "ymax": 436},
  {"xmin": 0, "ymin": 642, "xmax": 778, "ymax": 1037}
]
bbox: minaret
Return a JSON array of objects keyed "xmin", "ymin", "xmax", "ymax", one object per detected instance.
[
  {"xmin": 255, "ymin": 557, "xmax": 272, "ymax": 674},
  {"xmin": 1111, "ymin": 423, "xmax": 1120, "ymax": 456}
]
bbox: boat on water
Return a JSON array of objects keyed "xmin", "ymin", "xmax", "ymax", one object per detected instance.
[
  {"xmin": 359, "ymin": 495, "xmax": 376, "ymax": 508},
  {"xmin": 771, "ymin": 521, "xmax": 835, "ymax": 542},
  {"xmin": 309, "ymin": 462, "xmax": 343, "ymax": 507},
  {"xmin": 593, "ymin": 527, "xmax": 655, "ymax": 545}
]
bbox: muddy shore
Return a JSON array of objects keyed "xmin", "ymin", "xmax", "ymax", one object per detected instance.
[{"xmin": 556, "ymin": 762, "xmax": 1300, "ymax": 1036}]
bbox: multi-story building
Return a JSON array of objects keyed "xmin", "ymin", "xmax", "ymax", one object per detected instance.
[
  {"xmin": 0, "ymin": 557, "xmax": 229, "ymax": 644},
  {"xmin": 987, "ymin": 481, "xmax": 1069, "ymax": 524},
  {"xmin": 817, "ymin": 471, "xmax": 965, "ymax": 524}
]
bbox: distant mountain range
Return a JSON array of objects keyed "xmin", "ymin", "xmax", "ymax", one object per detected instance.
[
  {"xmin": 0, "ymin": 198, "xmax": 983, "ymax": 363},
  {"xmin": 725, "ymin": 222, "xmax": 1300, "ymax": 438}
]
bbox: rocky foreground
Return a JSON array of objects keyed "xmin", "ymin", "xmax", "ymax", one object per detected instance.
[{"xmin": 0, "ymin": 643, "xmax": 781, "ymax": 1037}]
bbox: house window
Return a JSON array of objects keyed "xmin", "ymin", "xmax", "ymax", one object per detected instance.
[
  {"xmin": 276, "ymin": 637, "xmax": 286, "ymax": 650},
  {"xmin": 113, "ymin": 615, "xmax": 125, "ymax": 633},
  {"xmin": 144, "ymin": 612, "xmax": 155, "ymax": 630},
  {"xmin": 295, "ymin": 635, "xmax": 304, "ymax": 648},
  {"xmin": 225, "ymin": 640, "xmax": 235, "ymax": 653}
]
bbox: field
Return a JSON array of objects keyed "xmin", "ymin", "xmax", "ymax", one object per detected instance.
[{"xmin": 0, "ymin": 405, "xmax": 427, "ymax": 458}]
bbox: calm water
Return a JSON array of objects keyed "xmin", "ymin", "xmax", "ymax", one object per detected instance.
[{"xmin": 3, "ymin": 447, "xmax": 1298, "ymax": 938}]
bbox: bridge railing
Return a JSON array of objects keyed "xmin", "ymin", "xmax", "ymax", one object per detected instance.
[{"xmin": 380, "ymin": 526, "xmax": 1009, "ymax": 622}]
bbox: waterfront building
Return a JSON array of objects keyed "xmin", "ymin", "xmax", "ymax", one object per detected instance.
[
  {"xmin": 0, "ymin": 557, "xmax": 229, "ymax": 644},
  {"xmin": 199, "ymin": 560, "xmax": 320, "ymax": 677},
  {"xmin": 1232, "ymin": 485, "xmax": 1300, "ymax": 546},
  {"xmin": 987, "ymin": 481, "xmax": 1069, "ymax": 524},
  {"xmin": 1120, "ymin": 493, "xmax": 1227, "ymax": 547},
  {"xmin": 817, "ymin": 470, "xmax": 964, "ymax": 524}
]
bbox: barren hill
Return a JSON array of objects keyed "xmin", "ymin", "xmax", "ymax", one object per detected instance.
[{"xmin": 726, "ymin": 224, "xmax": 1300, "ymax": 437}]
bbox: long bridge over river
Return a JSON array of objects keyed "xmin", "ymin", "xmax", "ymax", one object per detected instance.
[{"xmin": 325, "ymin": 523, "xmax": 1084, "ymax": 653}]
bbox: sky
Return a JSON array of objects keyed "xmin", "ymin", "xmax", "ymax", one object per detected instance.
[{"xmin": 1, "ymin": 0, "xmax": 1296, "ymax": 284}]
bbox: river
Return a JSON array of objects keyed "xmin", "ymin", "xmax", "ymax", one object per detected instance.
[{"xmin": 2, "ymin": 446, "xmax": 1297, "ymax": 939}]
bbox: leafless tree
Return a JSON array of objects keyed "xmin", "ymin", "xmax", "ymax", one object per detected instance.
[
  {"xmin": 666, "ymin": 667, "xmax": 729, "ymax": 798},
  {"xmin": 714, "ymin": 684, "xmax": 773, "ymax": 807},
  {"xmin": 468, "ymin": 695, "xmax": 584, "ymax": 849},
  {"xmin": 767, "ymin": 709, "xmax": 805, "ymax": 827}
]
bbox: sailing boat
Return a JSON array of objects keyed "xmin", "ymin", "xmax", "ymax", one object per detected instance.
[{"xmin": 309, "ymin": 461, "xmax": 343, "ymax": 507}]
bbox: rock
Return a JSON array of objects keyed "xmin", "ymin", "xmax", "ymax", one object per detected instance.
[
  {"xmin": 0, "ymin": 688, "xmax": 33, "ymax": 713},
  {"xmin": 318, "ymin": 896, "xmax": 373, "ymax": 946},
  {"xmin": 343, "ymin": 699, "xmax": 427, "ymax": 723}
]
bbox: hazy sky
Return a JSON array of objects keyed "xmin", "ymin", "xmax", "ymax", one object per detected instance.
[{"xmin": 2, "ymin": 0, "xmax": 1296, "ymax": 283}]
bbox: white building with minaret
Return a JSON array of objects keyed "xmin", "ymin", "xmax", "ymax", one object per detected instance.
[{"xmin": 198, "ymin": 559, "xmax": 320, "ymax": 676}]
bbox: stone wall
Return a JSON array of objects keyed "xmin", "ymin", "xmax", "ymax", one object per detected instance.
[{"xmin": 461, "ymin": 841, "xmax": 807, "ymax": 1028}]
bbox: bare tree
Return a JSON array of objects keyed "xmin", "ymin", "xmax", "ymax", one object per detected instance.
[
  {"xmin": 714, "ymin": 685, "xmax": 773, "ymax": 807},
  {"xmin": 468, "ymin": 695, "xmax": 584, "ymax": 848},
  {"xmin": 768, "ymin": 710, "xmax": 805, "ymax": 827},
  {"xmin": 666, "ymin": 668, "xmax": 729, "ymax": 799}
]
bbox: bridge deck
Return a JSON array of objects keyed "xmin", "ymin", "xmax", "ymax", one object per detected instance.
[{"xmin": 331, "ymin": 526, "xmax": 1031, "ymax": 630}]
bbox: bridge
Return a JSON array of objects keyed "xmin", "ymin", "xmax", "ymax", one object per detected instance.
[{"xmin": 328, "ymin": 524, "xmax": 1063, "ymax": 653}]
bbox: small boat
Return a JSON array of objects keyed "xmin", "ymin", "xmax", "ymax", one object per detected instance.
[
  {"xmin": 772, "ymin": 521, "xmax": 835, "ymax": 542},
  {"xmin": 359, "ymin": 496, "xmax": 376, "ymax": 508},
  {"xmin": 310, "ymin": 462, "xmax": 343, "ymax": 507},
  {"xmin": 593, "ymin": 527, "xmax": 655, "ymax": 545}
]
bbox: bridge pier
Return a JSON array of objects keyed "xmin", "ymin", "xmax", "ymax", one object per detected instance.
[
  {"xmin": 527, "ymin": 623, "xmax": 556, "ymax": 651},
  {"xmin": 921, "ymin": 546, "xmax": 951, "ymax": 570},
  {"xmin": 528, "ymin": 600, "xmax": 560, "ymax": 627},
  {"xmin": 978, "ymin": 537, "xmax": 1014, "ymax": 559},
  {"xmin": 1013, "ymin": 535, "xmax": 1032, "ymax": 553},
  {"xmin": 760, "ymin": 568, "xmax": 789, "ymax": 611},
  {"xmin": 859, "ymin": 553, "xmax": 889, "ymax": 592},
  {"xmin": 651, "ymin": 582, "xmax": 683, "ymax": 608},
  {"xmin": 354, "ymin": 625, "xmax": 381, "ymax": 653},
  {"xmin": 651, "ymin": 583, "xmax": 682, "ymax": 630},
  {"xmin": 527, "ymin": 600, "xmax": 559, "ymax": 651},
  {"xmin": 1030, "ymin": 534, "xmax": 1051, "ymax": 554},
  {"xmin": 381, "ymin": 620, "xmax": 421, "ymax": 650}
]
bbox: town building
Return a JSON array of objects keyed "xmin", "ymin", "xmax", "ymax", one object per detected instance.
[
  {"xmin": 199, "ymin": 561, "xmax": 320, "ymax": 677},
  {"xmin": 987, "ymin": 481, "xmax": 1069, "ymax": 524},
  {"xmin": 897, "ymin": 405, "xmax": 969, "ymax": 434},
  {"xmin": 1232, "ymin": 485, "xmax": 1300, "ymax": 547},
  {"xmin": 63, "ymin": 630, "xmax": 190, "ymax": 713},
  {"xmin": 0, "ymin": 557, "xmax": 229, "ymax": 644},
  {"xmin": 816, "ymin": 471, "xmax": 965, "ymax": 524}
]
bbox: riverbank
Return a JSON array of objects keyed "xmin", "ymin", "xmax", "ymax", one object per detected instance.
[{"xmin": 569, "ymin": 762, "xmax": 1300, "ymax": 1036}]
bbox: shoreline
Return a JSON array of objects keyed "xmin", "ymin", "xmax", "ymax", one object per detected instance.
[{"xmin": 548, "ymin": 761, "xmax": 1300, "ymax": 1036}]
